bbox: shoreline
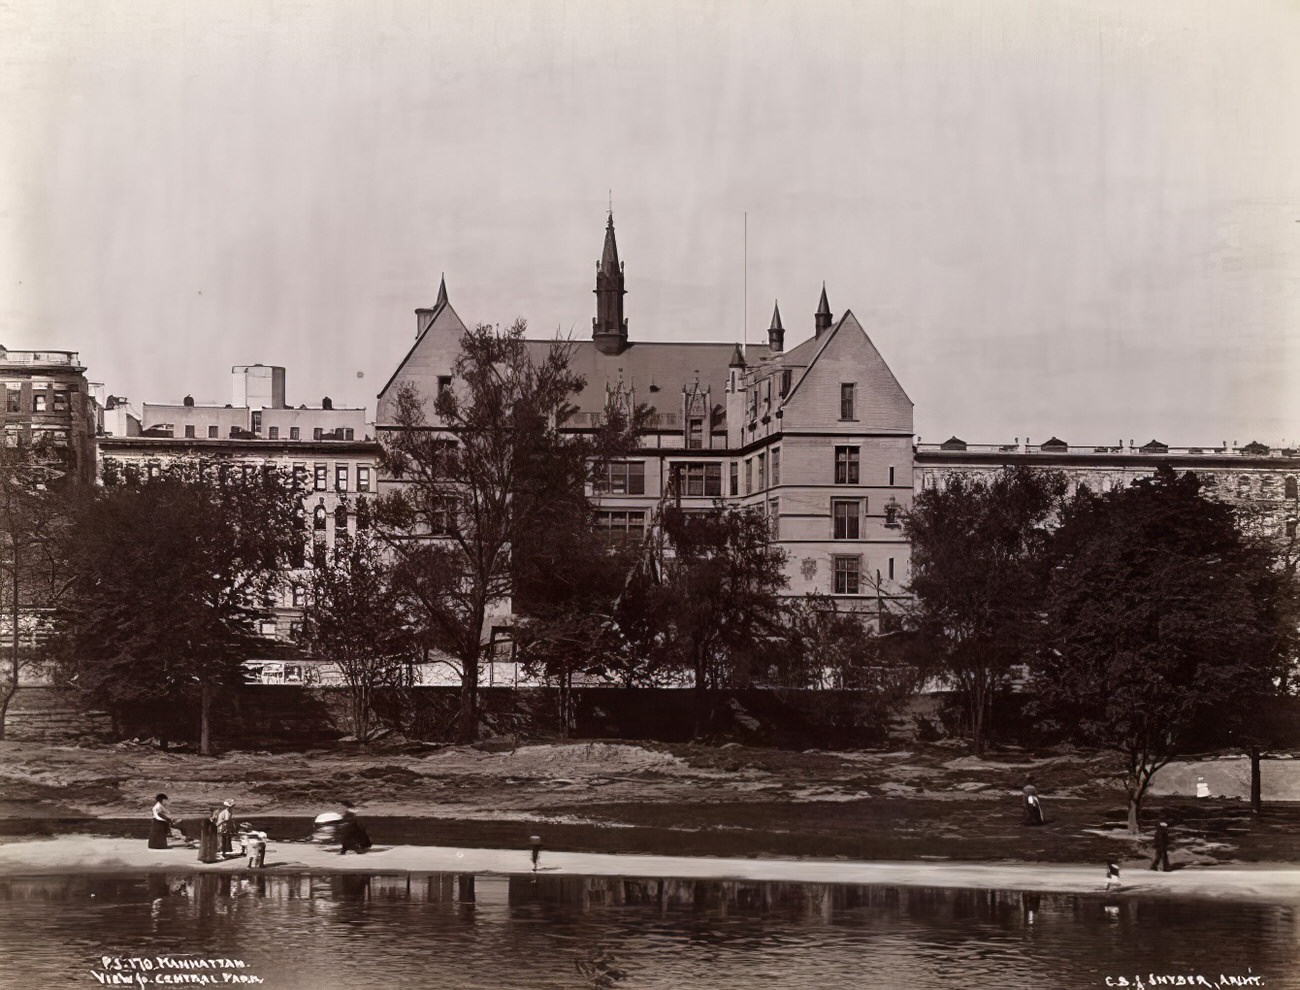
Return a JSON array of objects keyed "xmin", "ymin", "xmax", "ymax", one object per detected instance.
[{"xmin": 1, "ymin": 834, "xmax": 1298, "ymax": 903}]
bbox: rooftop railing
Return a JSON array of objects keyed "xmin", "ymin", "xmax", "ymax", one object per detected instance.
[
  {"xmin": 0, "ymin": 349, "xmax": 82, "ymax": 367},
  {"xmin": 915, "ymin": 443, "xmax": 1297, "ymax": 459}
]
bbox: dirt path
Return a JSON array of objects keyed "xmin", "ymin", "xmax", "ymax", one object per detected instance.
[{"xmin": 2, "ymin": 739, "xmax": 1297, "ymax": 869}]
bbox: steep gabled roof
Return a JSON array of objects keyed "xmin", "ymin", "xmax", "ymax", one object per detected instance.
[
  {"xmin": 782, "ymin": 309, "xmax": 913, "ymax": 410},
  {"xmin": 377, "ymin": 281, "xmax": 469, "ymax": 403}
]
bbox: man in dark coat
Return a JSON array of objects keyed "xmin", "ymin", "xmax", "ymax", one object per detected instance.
[{"xmin": 1150, "ymin": 821, "xmax": 1171, "ymax": 872}]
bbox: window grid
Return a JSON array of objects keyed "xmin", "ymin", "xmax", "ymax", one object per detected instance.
[
  {"xmin": 834, "ymin": 446, "xmax": 860, "ymax": 485},
  {"xmin": 834, "ymin": 555, "xmax": 862, "ymax": 595},
  {"xmin": 833, "ymin": 499, "xmax": 861, "ymax": 540},
  {"xmin": 840, "ymin": 383, "xmax": 856, "ymax": 420}
]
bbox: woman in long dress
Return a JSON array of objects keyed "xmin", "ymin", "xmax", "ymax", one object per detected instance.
[{"xmin": 148, "ymin": 793, "xmax": 178, "ymax": 849}]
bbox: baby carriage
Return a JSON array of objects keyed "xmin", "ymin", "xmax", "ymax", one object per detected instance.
[{"xmin": 311, "ymin": 810, "xmax": 371, "ymax": 853}]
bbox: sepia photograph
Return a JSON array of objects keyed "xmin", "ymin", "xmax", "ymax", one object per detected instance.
[{"xmin": 1, "ymin": 1, "xmax": 1298, "ymax": 987}]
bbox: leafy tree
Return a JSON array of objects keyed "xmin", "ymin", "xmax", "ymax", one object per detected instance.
[
  {"xmin": 637, "ymin": 505, "xmax": 788, "ymax": 738},
  {"xmin": 377, "ymin": 320, "xmax": 644, "ymax": 743},
  {"xmin": 904, "ymin": 466, "xmax": 1067, "ymax": 755},
  {"xmin": 770, "ymin": 593, "xmax": 921, "ymax": 744},
  {"xmin": 1034, "ymin": 466, "xmax": 1295, "ymax": 832},
  {"xmin": 55, "ymin": 461, "xmax": 299, "ymax": 753},
  {"xmin": 0, "ymin": 439, "xmax": 73, "ymax": 739},
  {"xmin": 513, "ymin": 530, "xmax": 647, "ymax": 735},
  {"xmin": 298, "ymin": 532, "xmax": 414, "ymax": 743}
]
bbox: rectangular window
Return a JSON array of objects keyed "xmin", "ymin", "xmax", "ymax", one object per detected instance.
[
  {"xmin": 208, "ymin": 425, "xmax": 218, "ymax": 439},
  {"xmin": 313, "ymin": 428, "xmax": 323, "ymax": 441},
  {"xmin": 290, "ymin": 426, "xmax": 301, "ymax": 440},
  {"xmin": 757, "ymin": 453, "xmax": 766, "ymax": 491},
  {"xmin": 771, "ymin": 447, "xmax": 781, "ymax": 486},
  {"xmin": 840, "ymin": 383, "xmax": 856, "ymax": 420},
  {"xmin": 596, "ymin": 461, "xmax": 646, "ymax": 495},
  {"xmin": 834, "ymin": 446, "xmax": 860, "ymax": 485},
  {"xmin": 259, "ymin": 620, "xmax": 278, "ymax": 637},
  {"xmin": 744, "ymin": 459, "xmax": 753, "ymax": 495},
  {"xmin": 314, "ymin": 464, "xmax": 327, "ymax": 491},
  {"xmin": 687, "ymin": 418, "xmax": 704, "ymax": 449},
  {"xmin": 185, "ymin": 425, "xmax": 196, "ymax": 438},
  {"xmin": 251, "ymin": 410, "xmax": 262, "ymax": 434},
  {"xmin": 780, "ymin": 370, "xmax": 792, "ymax": 397},
  {"xmin": 596, "ymin": 510, "xmax": 646, "ymax": 544},
  {"xmin": 888, "ymin": 557, "xmax": 895, "ymax": 581},
  {"xmin": 490, "ymin": 627, "xmax": 515, "ymax": 663},
  {"xmin": 269, "ymin": 426, "xmax": 280, "ymax": 440},
  {"xmin": 889, "ymin": 465, "xmax": 896, "ymax": 486},
  {"xmin": 334, "ymin": 506, "xmax": 348, "ymax": 531},
  {"xmin": 357, "ymin": 466, "xmax": 371, "ymax": 492},
  {"xmin": 5, "ymin": 389, "xmax": 19, "ymax": 413},
  {"xmin": 437, "ymin": 376, "xmax": 453, "ymax": 399},
  {"xmin": 729, "ymin": 462, "xmax": 739, "ymax": 497},
  {"xmin": 335, "ymin": 465, "xmax": 349, "ymax": 492},
  {"xmin": 833, "ymin": 556, "xmax": 862, "ymax": 595},
  {"xmin": 344, "ymin": 427, "xmax": 355, "ymax": 441},
  {"xmin": 292, "ymin": 585, "xmax": 306, "ymax": 608},
  {"xmin": 672, "ymin": 462, "xmax": 722, "ymax": 497},
  {"xmin": 832, "ymin": 499, "xmax": 861, "ymax": 540},
  {"xmin": 53, "ymin": 391, "xmax": 69, "ymax": 412},
  {"xmin": 32, "ymin": 394, "xmax": 46, "ymax": 413},
  {"xmin": 431, "ymin": 496, "xmax": 457, "ymax": 536},
  {"xmin": 768, "ymin": 498, "xmax": 780, "ymax": 539}
]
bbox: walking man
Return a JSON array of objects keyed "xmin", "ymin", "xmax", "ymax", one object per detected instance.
[{"xmin": 1150, "ymin": 821, "xmax": 1171, "ymax": 872}]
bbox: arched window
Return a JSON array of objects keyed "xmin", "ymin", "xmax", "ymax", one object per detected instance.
[
  {"xmin": 313, "ymin": 505, "xmax": 327, "ymax": 531},
  {"xmin": 334, "ymin": 505, "xmax": 348, "ymax": 532},
  {"xmin": 1286, "ymin": 476, "xmax": 1298, "ymax": 501}
]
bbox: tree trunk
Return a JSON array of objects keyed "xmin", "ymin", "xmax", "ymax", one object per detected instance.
[
  {"xmin": 970, "ymin": 677, "xmax": 986, "ymax": 757},
  {"xmin": 1250, "ymin": 747, "xmax": 1262, "ymax": 815},
  {"xmin": 0, "ymin": 663, "xmax": 15, "ymax": 742},
  {"xmin": 1126, "ymin": 792, "xmax": 1140, "ymax": 834},
  {"xmin": 559, "ymin": 669, "xmax": 572, "ymax": 739},
  {"xmin": 199, "ymin": 679, "xmax": 212, "ymax": 756},
  {"xmin": 458, "ymin": 641, "xmax": 481, "ymax": 744},
  {"xmin": 692, "ymin": 648, "xmax": 708, "ymax": 740}
]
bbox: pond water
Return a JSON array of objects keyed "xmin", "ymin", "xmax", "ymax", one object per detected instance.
[{"xmin": 0, "ymin": 872, "xmax": 1295, "ymax": 990}]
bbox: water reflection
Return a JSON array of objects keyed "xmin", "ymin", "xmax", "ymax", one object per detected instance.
[{"xmin": 1, "ymin": 872, "xmax": 1296, "ymax": 990}]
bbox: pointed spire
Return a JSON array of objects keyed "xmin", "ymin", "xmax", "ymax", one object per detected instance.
[
  {"xmin": 768, "ymin": 300, "xmax": 785, "ymax": 353},
  {"xmin": 594, "ymin": 211, "xmax": 628, "ymax": 354},
  {"xmin": 815, "ymin": 283, "xmax": 832, "ymax": 338},
  {"xmin": 601, "ymin": 213, "xmax": 620, "ymax": 272},
  {"xmin": 728, "ymin": 344, "xmax": 747, "ymax": 368},
  {"xmin": 435, "ymin": 273, "xmax": 448, "ymax": 309}
]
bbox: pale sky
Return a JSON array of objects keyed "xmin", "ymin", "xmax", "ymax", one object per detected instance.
[{"xmin": 2, "ymin": 0, "xmax": 1298, "ymax": 446}]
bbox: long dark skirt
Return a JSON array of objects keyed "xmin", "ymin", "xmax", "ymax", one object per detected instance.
[{"xmin": 148, "ymin": 819, "xmax": 171, "ymax": 849}]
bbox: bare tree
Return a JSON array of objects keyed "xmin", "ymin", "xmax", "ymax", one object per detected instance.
[
  {"xmin": 377, "ymin": 320, "xmax": 642, "ymax": 743},
  {"xmin": 298, "ymin": 532, "xmax": 414, "ymax": 743}
]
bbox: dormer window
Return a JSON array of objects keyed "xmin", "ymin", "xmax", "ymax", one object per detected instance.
[{"xmin": 687, "ymin": 417, "xmax": 704, "ymax": 449}]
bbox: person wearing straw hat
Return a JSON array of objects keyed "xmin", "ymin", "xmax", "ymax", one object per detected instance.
[{"xmin": 215, "ymin": 799, "xmax": 236, "ymax": 856}]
